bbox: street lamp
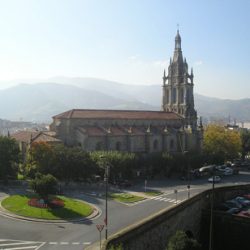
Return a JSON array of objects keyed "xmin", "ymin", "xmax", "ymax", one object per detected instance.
[
  {"xmin": 104, "ymin": 164, "xmax": 109, "ymax": 240},
  {"xmin": 100, "ymin": 155, "xmax": 109, "ymax": 240},
  {"xmin": 199, "ymin": 165, "xmax": 216, "ymax": 250},
  {"xmin": 183, "ymin": 151, "xmax": 190, "ymax": 199}
]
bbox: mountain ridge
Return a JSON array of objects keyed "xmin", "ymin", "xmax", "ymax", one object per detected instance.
[{"xmin": 0, "ymin": 77, "xmax": 249, "ymax": 122}]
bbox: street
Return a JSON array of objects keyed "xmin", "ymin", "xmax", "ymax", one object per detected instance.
[{"xmin": 0, "ymin": 172, "xmax": 249, "ymax": 250}]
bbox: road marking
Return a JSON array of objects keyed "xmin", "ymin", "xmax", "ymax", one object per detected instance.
[
  {"xmin": 72, "ymin": 242, "xmax": 80, "ymax": 245},
  {"xmin": 2, "ymin": 246, "xmax": 40, "ymax": 250},
  {"xmin": 83, "ymin": 242, "xmax": 91, "ymax": 245},
  {"xmin": 0, "ymin": 240, "xmax": 45, "ymax": 250},
  {"xmin": 60, "ymin": 242, "xmax": 69, "ymax": 245},
  {"xmin": 0, "ymin": 242, "xmax": 37, "ymax": 247},
  {"xmin": 49, "ymin": 242, "xmax": 58, "ymax": 245}
]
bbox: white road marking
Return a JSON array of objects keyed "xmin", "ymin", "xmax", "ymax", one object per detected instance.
[
  {"xmin": 2, "ymin": 246, "xmax": 39, "ymax": 250},
  {"xmin": 0, "ymin": 242, "xmax": 36, "ymax": 247},
  {"xmin": 72, "ymin": 242, "xmax": 80, "ymax": 245},
  {"xmin": 49, "ymin": 242, "xmax": 58, "ymax": 245},
  {"xmin": 83, "ymin": 242, "xmax": 91, "ymax": 245},
  {"xmin": 60, "ymin": 242, "xmax": 69, "ymax": 245},
  {"xmin": 0, "ymin": 240, "xmax": 45, "ymax": 250}
]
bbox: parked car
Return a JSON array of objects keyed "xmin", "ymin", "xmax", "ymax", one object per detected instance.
[
  {"xmin": 237, "ymin": 211, "xmax": 250, "ymax": 217},
  {"xmin": 243, "ymin": 194, "xmax": 250, "ymax": 200},
  {"xmin": 223, "ymin": 167, "xmax": 233, "ymax": 176},
  {"xmin": 224, "ymin": 200, "xmax": 243, "ymax": 209},
  {"xmin": 208, "ymin": 176, "xmax": 221, "ymax": 183},
  {"xmin": 234, "ymin": 196, "xmax": 250, "ymax": 207},
  {"xmin": 226, "ymin": 207, "xmax": 241, "ymax": 214}
]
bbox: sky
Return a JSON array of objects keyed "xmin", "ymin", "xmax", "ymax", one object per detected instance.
[{"xmin": 0, "ymin": 0, "xmax": 249, "ymax": 99}]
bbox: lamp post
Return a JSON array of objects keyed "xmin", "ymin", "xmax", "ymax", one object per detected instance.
[
  {"xmin": 183, "ymin": 151, "xmax": 190, "ymax": 199},
  {"xmin": 199, "ymin": 165, "xmax": 215, "ymax": 250},
  {"xmin": 104, "ymin": 164, "xmax": 109, "ymax": 240}
]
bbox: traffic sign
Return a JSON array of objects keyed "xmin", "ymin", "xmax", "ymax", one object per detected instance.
[{"xmin": 96, "ymin": 224, "xmax": 104, "ymax": 232}]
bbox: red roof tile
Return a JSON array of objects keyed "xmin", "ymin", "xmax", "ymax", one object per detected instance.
[{"xmin": 53, "ymin": 109, "xmax": 183, "ymax": 121}]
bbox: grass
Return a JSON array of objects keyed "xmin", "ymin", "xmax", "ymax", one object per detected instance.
[
  {"xmin": 110, "ymin": 193, "xmax": 145, "ymax": 203},
  {"xmin": 143, "ymin": 190, "xmax": 163, "ymax": 196},
  {"xmin": 1, "ymin": 194, "xmax": 93, "ymax": 220}
]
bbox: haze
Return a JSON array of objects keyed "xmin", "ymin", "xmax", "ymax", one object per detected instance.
[{"xmin": 0, "ymin": 0, "xmax": 249, "ymax": 99}]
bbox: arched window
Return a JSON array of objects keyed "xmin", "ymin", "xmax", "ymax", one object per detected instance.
[
  {"xmin": 170, "ymin": 139, "xmax": 174, "ymax": 149},
  {"xmin": 153, "ymin": 139, "xmax": 158, "ymax": 150},
  {"xmin": 173, "ymin": 88, "xmax": 176, "ymax": 103},
  {"xmin": 116, "ymin": 141, "xmax": 121, "ymax": 151},
  {"xmin": 166, "ymin": 89, "xmax": 169, "ymax": 103},
  {"xmin": 180, "ymin": 88, "xmax": 184, "ymax": 103}
]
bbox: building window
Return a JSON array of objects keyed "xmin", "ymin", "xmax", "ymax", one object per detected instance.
[
  {"xmin": 180, "ymin": 88, "xmax": 184, "ymax": 103},
  {"xmin": 166, "ymin": 89, "xmax": 169, "ymax": 103},
  {"xmin": 116, "ymin": 141, "xmax": 121, "ymax": 151},
  {"xmin": 170, "ymin": 139, "xmax": 174, "ymax": 149},
  {"xmin": 96, "ymin": 142, "xmax": 104, "ymax": 151},
  {"xmin": 153, "ymin": 140, "xmax": 158, "ymax": 150},
  {"xmin": 173, "ymin": 88, "xmax": 176, "ymax": 103}
]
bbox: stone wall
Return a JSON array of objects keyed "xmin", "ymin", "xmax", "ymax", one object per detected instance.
[{"xmin": 103, "ymin": 184, "xmax": 250, "ymax": 250}]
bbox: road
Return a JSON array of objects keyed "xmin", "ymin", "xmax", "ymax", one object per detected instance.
[{"xmin": 0, "ymin": 172, "xmax": 249, "ymax": 250}]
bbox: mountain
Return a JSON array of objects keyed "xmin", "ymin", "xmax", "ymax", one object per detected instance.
[
  {"xmin": 0, "ymin": 82, "xmax": 157, "ymax": 122},
  {"xmin": 0, "ymin": 77, "xmax": 250, "ymax": 123}
]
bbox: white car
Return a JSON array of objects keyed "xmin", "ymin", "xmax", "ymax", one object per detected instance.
[
  {"xmin": 223, "ymin": 168, "xmax": 233, "ymax": 176},
  {"xmin": 208, "ymin": 176, "xmax": 221, "ymax": 183}
]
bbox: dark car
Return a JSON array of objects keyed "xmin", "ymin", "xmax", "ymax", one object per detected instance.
[
  {"xmin": 234, "ymin": 196, "xmax": 250, "ymax": 207},
  {"xmin": 224, "ymin": 200, "xmax": 242, "ymax": 209}
]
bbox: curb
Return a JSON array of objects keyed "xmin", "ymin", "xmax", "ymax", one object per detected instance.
[{"xmin": 0, "ymin": 195, "xmax": 101, "ymax": 224}]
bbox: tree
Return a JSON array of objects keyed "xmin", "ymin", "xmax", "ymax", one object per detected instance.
[
  {"xmin": 167, "ymin": 230, "xmax": 201, "ymax": 250},
  {"xmin": 0, "ymin": 136, "xmax": 19, "ymax": 183},
  {"xmin": 30, "ymin": 173, "xmax": 58, "ymax": 201},
  {"xmin": 26, "ymin": 142, "xmax": 54, "ymax": 177},
  {"xmin": 240, "ymin": 130, "xmax": 250, "ymax": 159},
  {"xmin": 203, "ymin": 125, "xmax": 241, "ymax": 163}
]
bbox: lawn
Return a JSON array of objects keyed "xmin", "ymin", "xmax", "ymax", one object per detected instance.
[
  {"xmin": 110, "ymin": 193, "xmax": 145, "ymax": 203},
  {"xmin": 1, "ymin": 194, "xmax": 93, "ymax": 220},
  {"xmin": 143, "ymin": 190, "xmax": 163, "ymax": 196}
]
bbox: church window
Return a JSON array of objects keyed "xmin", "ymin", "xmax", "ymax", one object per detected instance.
[
  {"xmin": 170, "ymin": 139, "xmax": 174, "ymax": 149},
  {"xmin": 180, "ymin": 88, "xmax": 184, "ymax": 103},
  {"xmin": 173, "ymin": 88, "xmax": 176, "ymax": 103},
  {"xmin": 116, "ymin": 141, "xmax": 121, "ymax": 151},
  {"xmin": 166, "ymin": 90, "xmax": 169, "ymax": 103},
  {"xmin": 153, "ymin": 139, "xmax": 158, "ymax": 150}
]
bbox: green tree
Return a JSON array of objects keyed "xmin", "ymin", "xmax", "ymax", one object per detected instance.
[
  {"xmin": 26, "ymin": 142, "xmax": 54, "ymax": 177},
  {"xmin": 0, "ymin": 136, "xmax": 20, "ymax": 183},
  {"xmin": 167, "ymin": 230, "xmax": 201, "ymax": 250},
  {"xmin": 30, "ymin": 173, "xmax": 58, "ymax": 201},
  {"xmin": 240, "ymin": 130, "xmax": 250, "ymax": 159},
  {"xmin": 52, "ymin": 145, "xmax": 96, "ymax": 182},
  {"xmin": 90, "ymin": 151, "xmax": 136, "ymax": 181},
  {"xmin": 203, "ymin": 125, "xmax": 241, "ymax": 163}
]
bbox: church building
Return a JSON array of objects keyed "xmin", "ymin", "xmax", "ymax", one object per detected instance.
[{"xmin": 50, "ymin": 31, "xmax": 203, "ymax": 153}]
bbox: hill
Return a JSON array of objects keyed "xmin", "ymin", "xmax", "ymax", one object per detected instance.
[{"xmin": 0, "ymin": 77, "xmax": 250, "ymax": 122}]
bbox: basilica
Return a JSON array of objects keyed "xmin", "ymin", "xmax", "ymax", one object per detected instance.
[{"xmin": 50, "ymin": 31, "xmax": 203, "ymax": 153}]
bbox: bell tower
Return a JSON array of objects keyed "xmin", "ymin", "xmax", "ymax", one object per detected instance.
[{"xmin": 162, "ymin": 30, "xmax": 197, "ymax": 129}]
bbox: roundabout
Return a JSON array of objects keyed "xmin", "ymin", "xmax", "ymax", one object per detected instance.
[{"xmin": 0, "ymin": 194, "xmax": 99, "ymax": 222}]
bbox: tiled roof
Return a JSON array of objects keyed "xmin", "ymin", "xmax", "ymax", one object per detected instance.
[
  {"xmin": 78, "ymin": 126, "xmax": 106, "ymax": 136},
  {"xmin": 11, "ymin": 131, "xmax": 39, "ymax": 143},
  {"xmin": 11, "ymin": 130, "xmax": 61, "ymax": 143},
  {"xmin": 53, "ymin": 109, "xmax": 183, "ymax": 120}
]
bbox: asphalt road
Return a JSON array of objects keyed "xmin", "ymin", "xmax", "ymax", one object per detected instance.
[{"xmin": 0, "ymin": 172, "xmax": 249, "ymax": 250}]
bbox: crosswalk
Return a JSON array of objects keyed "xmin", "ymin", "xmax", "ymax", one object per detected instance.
[
  {"xmin": 0, "ymin": 240, "xmax": 92, "ymax": 249},
  {"xmin": 149, "ymin": 196, "xmax": 181, "ymax": 204},
  {"xmin": 0, "ymin": 239, "xmax": 45, "ymax": 250}
]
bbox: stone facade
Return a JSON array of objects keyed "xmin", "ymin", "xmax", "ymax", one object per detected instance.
[{"xmin": 50, "ymin": 31, "xmax": 203, "ymax": 153}]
